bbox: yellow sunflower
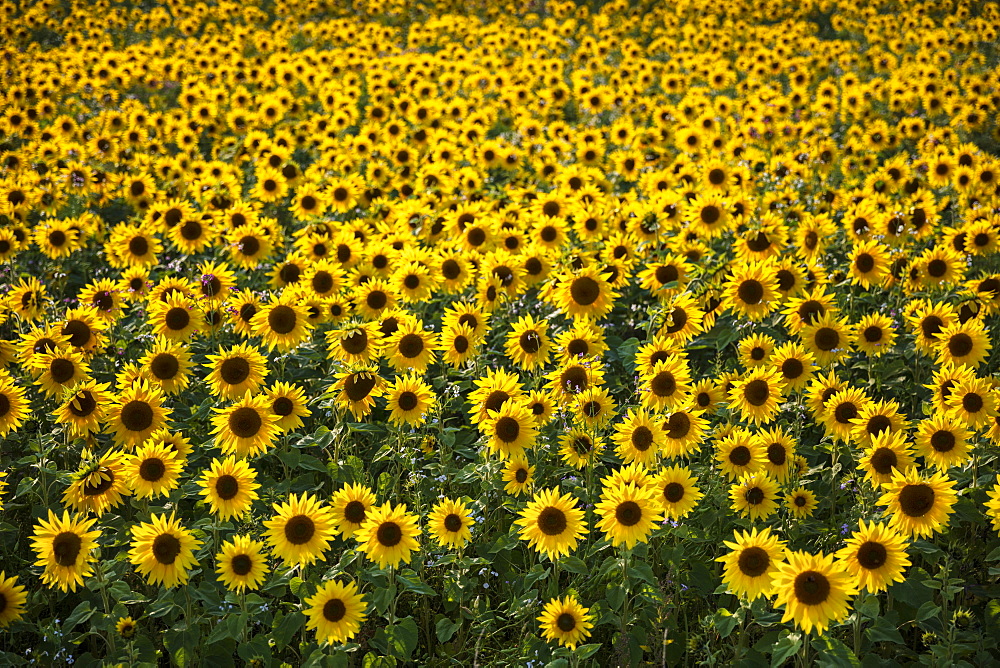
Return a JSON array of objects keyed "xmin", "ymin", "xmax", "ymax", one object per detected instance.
[
  {"xmin": 537, "ymin": 594, "xmax": 594, "ymax": 650},
  {"xmin": 30, "ymin": 510, "xmax": 101, "ymax": 592},
  {"xmin": 355, "ymin": 503, "xmax": 422, "ymax": 569},
  {"xmin": 211, "ymin": 393, "xmax": 280, "ymax": 458},
  {"xmin": 835, "ymin": 521, "xmax": 910, "ymax": 593},
  {"xmin": 252, "ymin": 292, "xmax": 314, "ymax": 352},
  {"xmin": 729, "ymin": 472, "xmax": 780, "ymax": 521},
  {"xmin": 878, "ymin": 468, "xmax": 957, "ymax": 538},
  {"xmin": 515, "ymin": 488, "xmax": 588, "ymax": 560},
  {"xmin": 197, "ymin": 456, "xmax": 260, "ymax": 521},
  {"xmin": 205, "ymin": 342, "xmax": 269, "ymax": 399},
  {"xmin": 216, "ymin": 535, "xmax": 270, "ymax": 593},
  {"xmin": 128, "ymin": 512, "xmax": 201, "ymax": 588},
  {"xmin": 652, "ymin": 465, "xmax": 703, "ymax": 519},
  {"xmin": 428, "ymin": 498, "xmax": 475, "ymax": 549},
  {"xmin": 331, "ymin": 483, "xmax": 377, "ymax": 538},
  {"xmin": 62, "ymin": 450, "xmax": 132, "ymax": 516},
  {"xmin": 0, "ymin": 572, "xmax": 27, "ymax": 628},
  {"xmin": 728, "ymin": 367, "xmax": 785, "ymax": 426},
  {"xmin": 595, "ymin": 482, "xmax": 664, "ymax": 549},
  {"xmin": 124, "ymin": 441, "xmax": 183, "ymax": 499},
  {"xmin": 304, "ymin": 579, "xmax": 368, "ymax": 646},
  {"xmin": 716, "ymin": 527, "xmax": 786, "ymax": 600},
  {"xmin": 103, "ymin": 379, "xmax": 170, "ymax": 449},
  {"xmin": 263, "ymin": 492, "xmax": 338, "ymax": 566},
  {"xmin": 771, "ymin": 551, "xmax": 858, "ymax": 635}
]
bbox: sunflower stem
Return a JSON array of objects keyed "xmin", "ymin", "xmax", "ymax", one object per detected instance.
[{"xmin": 95, "ymin": 563, "xmax": 117, "ymax": 657}]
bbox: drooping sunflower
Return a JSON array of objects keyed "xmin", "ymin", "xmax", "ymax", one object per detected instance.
[
  {"xmin": 729, "ymin": 472, "xmax": 780, "ymax": 521},
  {"xmin": 612, "ymin": 408, "xmax": 665, "ymax": 467},
  {"xmin": 716, "ymin": 527, "xmax": 787, "ymax": 600},
  {"xmin": 537, "ymin": 594, "xmax": 594, "ymax": 651},
  {"xmin": 595, "ymin": 482, "xmax": 664, "ymax": 549},
  {"xmin": 878, "ymin": 468, "xmax": 958, "ymax": 538},
  {"xmin": 515, "ymin": 488, "xmax": 588, "ymax": 560},
  {"xmin": 728, "ymin": 367, "xmax": 785, "ymax": 426},
  {"xmin": 331, "ymin": 483, "xmax": 377, "ymax": 538},
  {"xmin": 835, "ymin": 521, "xmax": 910, "ymax": 593},
  {"xmin": 771, "ymin": 551, "xmax": 858, "ymax": 635},
  {"xmin": 0, "ymin": 376, "xmax": 29, "ymax": 437},
  {"xmin": 252, "ymin": 292, "xmax": 313, "ymax": 352},
  {"xmin": 205, "ymin": 343, "xmax": 269, "ymax": 399},
  {"xmin": 63, "ymin": 450, "xmax": 132, "ymax": 516},
  {"xmin": 428, "ymin": 498, "xmax": 475, "ymax": 549},
  {"xmin": 128, "ymin": 512, "xmax": 202, "ymax": 588},
  {"xmin": 502, "ymin": 457, "xmax": 534, "ymax": 497},
  {"xmin": 211, "ymin": 393, "xmax": 280, "ymax": 458},
  {"xmin": 355, "ymin": 503, "xmax": 422, "ymax": 569},
  {"xmin": 552, "ymin": 267, "xmax": 617, "ymax": 320},
  {"xmin": 304, "ymin": 579, "xmax": 368, "ymax": 646},
  {"xmin": 913, "ymin": 414, "xmax": 972, "ymax": 470},
  {"xmin": 197, "ymin": 456, "xmax": 260, "ymax": 521},
  {"xmin": 124, "ymin": 441, "xmax": 183, "ymax": 499},
  {"xmin": 0, "ymin": 572, "xmax": 27, "ymax": 628},
  {"xmin": 652, "ymin": 465, "xmax": 703, "ymax": 519},
  {"xmin": 216, "ymin": 535, "xmax": 270, "ymax": 593},
  {"xmin": 30, "ymin": 510, "xmax": 101, "ymax": 592},
  {"xmin": 264, "ymin": 492, "xmax": 338, "ymax": 566},
  {"xmin": 385, "ymin": 374, "xmax": 435, "ymax": 426}
]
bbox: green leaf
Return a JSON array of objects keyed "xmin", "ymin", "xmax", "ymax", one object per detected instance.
[
  {"xmin": 916, "ymin": 601, "xmax": 941, "ymax": 623},
  {"xmin": 272, "ymin": 611, "xmax": 305, "ymax": 651},
  {"xmin": 435, "ymin": 617, "xmax": 461, "ymax": 643},
  {"xmin": 63, "ymin": 601, "xmax": 94, "ymax": 631},
  {"xmin": 607, "ymin": 585, "xmax": 626, "ymax": 611},
  {"xmin": 712, "ymin": 609, "xmax": 739, "ymax": 639},
  {"xmin": 867, "ymin": 616, "xmax": 904, "ymax": 645},
  {"xmin": 857, "ymin": 594, "xmax": 879, "ymax": 619},
  {"xmin": 575, "ymin": 644, "xmax": 602, "ymax": 659},
  {"xmin": 559, "ymin": 556, "xmax": 588, "ymax": 575},
  {"xmin": 770, "ymin": 632, "xmax": 802, "ymax": 668},
  {"xmin": 383, "ymin": 616, "xmax": 419, "ymax": 661},
  {"xmin": 628, "ymin": 560, "xmax": 656, "ymax": 585},
  {"xmin": 815, "ymin": 635, "xmax": 860, "ymax": 667},
  {"xmin": 396, "ymin": 569, "xmax": 435, "ymax": 596}
]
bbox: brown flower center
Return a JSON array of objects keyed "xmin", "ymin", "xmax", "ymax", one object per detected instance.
[
  {"xmin": 793, "ymin": 570, "xmax": 830, "ymax": 605},
  {"xmin": 284, "ymin": 515, "xmax": 316, "ymax": 544},
  {"xmin": 152, "ymin": 533, "xmax": 181, "ymax": 565},
  {"xmin": 537, "ymin": 507, "xmax": 567, "ymax": 536},
  {"xmin": 737, "ymin": 546, "xmax": 769, "ymax": 577}
]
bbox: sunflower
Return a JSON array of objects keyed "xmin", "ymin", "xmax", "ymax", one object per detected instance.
[
  {"xmin": 537, "ymin": 594, "xmax": 594, "ymax": 651},
  {"xmin": 652, "ymin": 465, "xmax": 703, "ymax": 519},
  {"xmin": 355, "ymin": 503, "xmax": 422, "ymax": 569},
  {"xmin": 723, "ymin": 262, "xmax": 779, "ymax": 321},
  {"xmin": 545, "ymin": 359, "xmax": 605, "ymax": 398},
  {"xmin": 907, "ymin": 300, "xmax": 957, "ymax": 352},
  {"xmin": 428, "ymin": 498, "xmax": 475, "ymax": 549},
  {"xmin": 332, "ymin": 366, "xmax": 386, "ymax": 420},
  {"xmin": 148, "ymin": 293, "xmax": 204, "ymax": 341},
  {"xmin": 595, "ymin": 482, "xmax": 664, "ymax": 549},
  {"xmin": 264, "ymin": 492, "xmax": 338, "ymax": 566},
  {"xmin": 198, "ymin": 456, "xmax": 260, "ymax": 521},
  {"xmin": 756, "ymin": 427, "xmax": 796, "ymax": 482},
  {"xmin": 853, "ymin": 313, "xmax": 896, "ymax": 356},
  {"xmin": 216, "ymin": 535, "xmax": 270, "ymax": 593},
  {"xmin": 612, "ymin": 408, "xmax": 665, "ymax": 467},
  {"xmin": 661, "ymin": 405, "xmax": 709, "ymax": 458},
  {"xmin": 104, "ymin": 380, "xmax": 170, "ymax": 449},
  {"xmin": 849, "ymin": 240, "xmax": 890, "ymax": 288},
  {"xmin": 858, "ymin": 431, "xmax": 916, "ymax": 488},
  {"xmin": 640, "ymin": 355, "xmax": 692, "ymax": 411},
  {"xmin": 558, "ymin": 429, "xmax": 605, "ymax": 469},
  {"xmin": 440, "ymin": 324, "xmax": 480, "ymax": 368},
  {"xmin": 835, "ymin": 521, "xmax": 910, "ymax": 593},
  {"xmin": 134, "ymin": 336, "xmax": 191, "ymax": 397},
  {"xmin": 716, "ymin": 527, "xmax": 786, "ymax": 600},
  {"xmin": 30, "ymin": 510, "xmax": 101, "ymax": 592},
  {"xmin": 771, "ymin": 551, "xmax": 858, "ymax": 635},
  {"xmin": 252, "ymin": 293, "xmax": 313, "ymax": 352},
  {"xmin": 115, "ymin": 617, "xmax": 137, "ymax": 639},
  {"xmin": 728, "ymin": 367, "xmax": 785, "ymax": 426},
  {"xmin": 801, "ymin": 315, "xmax": 853, "ymax": 366},
  {"xmin": 505, "ymin": 315, "xmax": 551, "ymax": 370},
  {"xmin": 203, "ymin": 342, "xmax": 269, "ymax": 399},
  {"xmin": 945, "ymin": 376, "xmax": 997, "ymax": 428},
  {"xmin": 304, "ymin": 579, "xmax": 368, "ymax": 646},
  {"xmin": 0, "ymin": 376, "xmax": 29, "ymax": 437},
  {"xmin": 265, "ymin": 381, "xmax": 312, "ymax": 432},
  {"xmin": 878, "ymin": 468, "xmax": 958, "ymax": 538},
  {"xmin": 552, "ymin": 267, "xmax": 617, "ymax": 320},
  {"xmin": 60, "ymin": 307, "xmax": 106, "ymax": 353},
  {"xmin": 730, "ymin": 473, "xmax": 781, "ymax": 521},
  {"xmin": 129, "ymin": 512, "xmax": 201, "ymax": 588},
  {"xmin": 738, "ymin": 333, "xmax": 776, "ymax": 369},
  {"xmin": 0, "ymin": 572, "xmax": 27, "ymax": 628},
  {"xmin": 986, "ymin": 476, "xmax": 1000, "ymax": 534},
  {"xmin": 934, "ymin": 320, "xmax": 992, "ymax": 368},
  {"xmin": 63, "ymin": 451, "xmax": 132, "ymax": 516},
  {"xmin": 785, "ymin": 488, "xmax": 818, "ymax": 519},
  {"xmin": 124, "ymin": 441, "xmax": 182, "ymax": 499},
  {"xmin": 331, "ymin": 483, "xmax": 377, "ymax": 538},
  {"xmin": 716, "ymin": 427, "xmax": 762, "ymax": 481},
  {"xmin": 211, "ymin": 393, "xmax": 280, "ymax": 458},
  {"xmin": 352, "ymin": 278, "xmax": 397, "ymax": 320},
  {"xmin": 326, "ymin": 322, "xmax": 383, "ymax": 365},
  {"xmin": 32, "ymin": 349, "xmax": 91, "ymax": 398},
  {"xmin": 469, "ymin": 367, "xmax": 525, "ymax": 424},
  {"xmin": 822, "ymin": 387, "xmax": 871, "ymax": 442},
  {"xmin": 515, "ymin": 488, "xmax": 588, "ymax": 560},
  {"xmin": 502, "ymin": 457, "xmax": 534, "ymax": 497},
  {"xmin": 913, "ymin": 414, "xmax": 972, "ymax": 470},
  {"xmin": 385, "ymin": 374, "xmax": 435, "ymax": 426}
]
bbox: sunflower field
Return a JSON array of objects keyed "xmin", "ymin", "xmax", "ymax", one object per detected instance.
[{"xmin": 2, "ymin": 0, "xmax": 1000, "ymax": 666}]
